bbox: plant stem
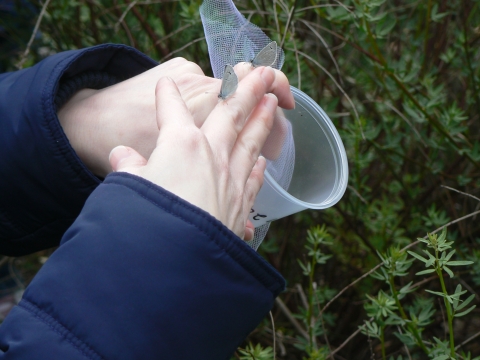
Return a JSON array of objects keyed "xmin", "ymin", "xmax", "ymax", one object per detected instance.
[
  {"xmin": 462, "ymin": 2, "xmax": 480, "ymax": 116},
  {"xmin": 436, "ymin": 267, "xmax": 455, "ymax": 357},
  {"xmin": 307, "ymin": 245, "xmax": 317, "ymax": 352},
  {"xmin": 421, "ymin": 0, "xmax": 432, "ymax": 75},
  {"xmin": 380, "ymin": 326, "xmax": 386, "ymax": 360},
  {"xmin": 388, "ymin": 276, "xmax": 429, "ymax": 354}
]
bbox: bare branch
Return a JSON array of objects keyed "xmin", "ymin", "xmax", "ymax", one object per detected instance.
[
  {"xmin": 274, "ymin": 297, "xmax": 309, "ymax": 340},
  {"xmin": 16, "ymin": 0, "xmax": 52, "ymax": 69}
]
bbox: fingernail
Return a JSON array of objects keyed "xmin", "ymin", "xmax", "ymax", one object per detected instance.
[
  {"xmin": 260, "ymin": 66, "xmax": 275, "ymax": 84},
  {"xmin": 264, "ymin": 93, "xmax": 278, "ymax": 111},
  {"xmin": 109, "ymin": 145, "xmax": 131, "ymax": 162},
  {"xmin": 244, "ymin": 227, "xmax": 254, "ymax": 241}
]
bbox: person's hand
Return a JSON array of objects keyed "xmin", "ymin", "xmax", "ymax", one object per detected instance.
[
  {"xmin": 108, "ymin": 67, "xmax": 279, "ymax": 241},
  {"xmin": 58, "ymin": 57, "xmax": 294, "ymax": 177}
]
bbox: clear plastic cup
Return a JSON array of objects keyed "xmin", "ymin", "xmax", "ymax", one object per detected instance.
[{"xmin": 248, "ymin": 86, "xmax": 349, "ymax": 227}]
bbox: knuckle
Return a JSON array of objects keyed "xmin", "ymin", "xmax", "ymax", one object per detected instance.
[
  {"xmin": 171, "ymin": 57, "xmax": 188, "ymax": 64},
  {"xmin": 215, "ymin": 152, "xmax": 230, "ymax": 175},
  {"xmin": 242, "ymin": 138, "xmax": 261, "ymax": 159},
  {"xmin": 185, "ymin": 61, "xmax": 204, "ymax": 75},
  {"xmin": 225, "ymin": 102, "xmax": 249, "ymax": 130},
  {"xmin": 244, "ymin": 81, "xmax": 263, "ymax": 103},
  {"xmin": 172, "ymin": 57, "xmax": 204, "ymax": 75}
]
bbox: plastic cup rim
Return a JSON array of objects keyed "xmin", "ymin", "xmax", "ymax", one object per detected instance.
[{"xmin": 262, "ymin": 86, "xmax": 349, "ymax": 210}]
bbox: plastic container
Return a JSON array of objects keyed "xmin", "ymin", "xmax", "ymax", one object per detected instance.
[{"xmin": 248, "ymin": 86, "xmax": 349, "ymax": 227}]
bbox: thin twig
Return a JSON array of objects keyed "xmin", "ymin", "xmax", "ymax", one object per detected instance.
[
  {"xmin": 296, "ymin": 4, "xmax": 341, "ymax": 12},
  {"xmin": 438, "ymin": 297, "xmax": 447, "ymax": 339},
  {"xmin": 410, "ymin": 274, "xmax": 437, "ymax": 290},
  {"xmin": 348, "ymin": 185, "xmax": 368, "ymax": 204},
  {"xmin": 332, "ymin": 0, "xmax": 356, "ymax": 18},
  {"xmin": 430, "ymin": 210, "xmax": 480, "ymax": 236},
  {"xmin": 396, "ymin": 326, "xmax": 413, "ymax": 360},
  {"xmin": 280, "ymin": 2, "xmax": 296, "ymax": 48},
  {"xmin": 275, "ymin": 0, "xmax": 289, "ymax": 14},
  {"xmin": 289, "ymin": 48, "xmax": 365, "ymax": 140},
  {"xmin": 275, "ymin": 297, "xmax": 309, "ymax": 339},
  {"xmin": 321, "ymin": 263, "xmax": 382, "ymax": 315},
  {"xmin": 269, "ymin": 311, "xmax": 276, "ymax": 360},
  {"xmin": 296, "ymin": 284, "xmax": 318, "ymax": 349},
  {"xmin": 297, "ymin": 20, "xmax": 381, "ymax": 64},
  {"xmin": 312, "ymin": 283, "xmax": 334, "ymax": 359},
  {"xmin": 290, "ymin": 28, "xmax": 301, "ymax": 89},
  {"xmin": 160, "ymin": 37, "xmax": 205, "ymax": 62},
  {"xmin": 112, "ymin": 0, "xmax": 137, "ymax": 47},
  {"xmin": 457, "ymin": 277, "xmax": 480, "ymax": 302},
  {"xmin": 114, "ymin": 0, "xmax": 139, "ymax": 32},
  {"xmin": 273, "ymin": 0, "xmax": 280, "ymax": 38},
  {"xmin": 16, "ymin": 0, "xmax": 52, "ymax": 69},
  {"xmin": 295, "ymin": 283, "xmax": 309, "ymax": 309},
  {"xmin": 441, "ymin": 185, "xmax": 480, "ymax": 202},
  {"xmin": 302, "ymin": 20, "xmax": 344, "ymax": 86},
  {"xmin": 455, "ymin": 329, "xmax": 480, "ymax": 350},
  {"xmin": 330, "ymin": 326, "xmax": 363, "ymax": 356},
  {"xmin": 154, "ymin": 23, "xmax": 194, "ymax": 46},
  {"xmin": 382, "ymin": 101, "xmax": 428, "ymax": 148}
]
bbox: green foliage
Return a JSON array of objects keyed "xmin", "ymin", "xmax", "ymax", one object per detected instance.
[
  {"xmin": 237, "ymin": 343, "xmax": 274, "ymax": 360},
  {"xmin": 4, "ymin": 0, "xmax": 480, "ymax": 358}
]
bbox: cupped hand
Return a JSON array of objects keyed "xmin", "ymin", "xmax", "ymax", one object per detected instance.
[
  {"xmin": 109, "ymin": 67, "xmax": 279, "ymax": 241},
  {"xmin": 58, "ymin": 57, "xmax": 294, "ymax": 178}
]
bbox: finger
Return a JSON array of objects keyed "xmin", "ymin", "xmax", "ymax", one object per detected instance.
[
  {"xmin": 261, "ymin": 108, "xmax": 290, "ymax": 160},
  {"xmin": 243, "ymin": 156, "xmax": 267, "ymax": 237},
  {"xmin": 109, "ymin": 145, "xmax": 148, "ymax": 172},
  {"xmin": 202, "ymin": 67, "xmax": 276, "ymax": 157},
  {"xmin": 151, "ymin": 57, "xmax": 205, "ymax": 77},
  {"xmin": 174, "ymin": 73, "xmax": 220, "ymax": 127},
  {"xmin": 155, "ymin": 77, "xmax": 194, "ymax": 131},
  {"xmin": 233, "ymin": 63, "xmax": 295, "ymax": 110},
  {"xmin": 230, "ymin": 94, "xmax": 278, "ymax": 184},
  {"xmin": 244, "ymin": 220, "xmax": 255, "ymax": 242}
]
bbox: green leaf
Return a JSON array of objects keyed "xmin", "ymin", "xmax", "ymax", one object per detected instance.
[
  {"xmin": 431, "ymin": 3, "xmax": 450, "ymax": 22},
  {"xmin": 455, "ymin": 294, "xmax": 475, "ymax": 311},
  {"xmin": 399, "ymin": 281, "xmax": 417, "ymax": 294},
  {"xmin": 376, "ymin": 14, "xmax": 396, "ymax": 38},
  {"xmin": 437, "ymin": 228, "xmax": 447, "ymax": 244},
  {"xmin": 407, "ymin": 251, "xmax": 428, "ymax": 264},
  {"xmin": 446, "ymin": 260, "xmax": 474, "ymax": 266},
  {"xmin": 416, "ymin": 269, "xmax": 435, "ymax": 275},
  {"xmin": 370, "ymin": 271, "xmax": 386, "ymax": 281},
  {"xmin": 443, "ymin": 266, "xmax": 454, "ymax": 278},
  {"xmin": 454, "ymin": 305, "xmax": 476, "ymax": 317},
  {"xmin": 425, "ymin": 289, "xmax": 446, "ymax": 298},
  {"xmin": 452, "ymin": 285, "xmax": 462, "ymax": 308},
  {"xmin": 444, "ymin": 249, "xmax": 456, "ymax": 262}
]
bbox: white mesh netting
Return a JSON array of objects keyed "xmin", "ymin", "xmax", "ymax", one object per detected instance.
[
  {"xmin": 200, "ymin": 0, "xmax": 295, "ymax": 250},
  {"xmin": 199, "ymin": 0, "xmax": 284, "ymax": 78}
]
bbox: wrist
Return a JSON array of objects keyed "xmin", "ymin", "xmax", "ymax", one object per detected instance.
[{"xmin": 58, "ymin": 88, "xmax": 111, "ymax": 177}]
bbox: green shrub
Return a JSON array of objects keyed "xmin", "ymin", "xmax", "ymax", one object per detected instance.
[{"xmin": 4, "ymin": 0, "xmax": 480, "ymax": 358}]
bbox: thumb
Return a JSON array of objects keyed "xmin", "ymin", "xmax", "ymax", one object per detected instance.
[{"xmin": 109, "ymin": 145, "xmax": 148, "ymax": 172}]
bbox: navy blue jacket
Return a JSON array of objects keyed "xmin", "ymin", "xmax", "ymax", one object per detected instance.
[{"xmin": 0, "ymin": 44, "xmax": 285, "ymax": 359}]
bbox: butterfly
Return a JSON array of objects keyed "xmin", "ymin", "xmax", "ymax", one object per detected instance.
[
  {"xmin": 250, "ymin": 41, "xmax": 278, "ymax": 68},
  {"xmin": 218, "ymin": 64, "xmax": 238, "ymax": 100}
]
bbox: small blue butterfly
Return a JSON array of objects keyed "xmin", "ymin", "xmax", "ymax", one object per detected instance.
[
  {"xmin": 251, "ymin": 41, "xmax": 278, "ymax": 68},
  {"xmin": 218, "ymin": 64, "xmax": 238, "ymax": 100}
]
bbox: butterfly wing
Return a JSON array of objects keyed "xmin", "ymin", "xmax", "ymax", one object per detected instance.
[
  {"xmin": 252, "ymin": 41, "xmax": 278, "ymax": 67},
  {"xmin": 219, "ymin": 64, "xmax": 238, "ymax": 100}
]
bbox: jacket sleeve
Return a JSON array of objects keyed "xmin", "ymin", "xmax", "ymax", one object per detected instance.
[
  {"xmin": 0, "ymin": 172, "xmax": 286, "ymax": 359},
  {"xmin": 0, "ymin": 44, "xmax": 157, "ymax": 256}
]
